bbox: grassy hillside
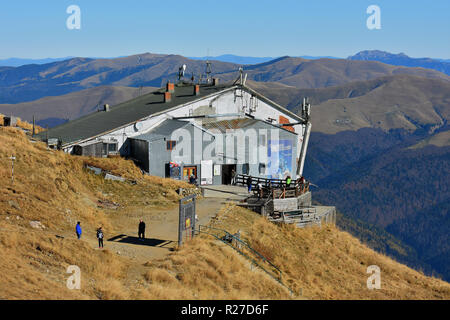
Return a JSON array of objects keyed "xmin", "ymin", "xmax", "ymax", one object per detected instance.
[
  {"xmin": 306, "ymin": 128, "xmax": 450, "ymax": 281},
  {"xmin": 0, "ymin": 126, "xmax": 449, "ymax": 299},
  {"xmin": 221, "ymin": 57, "xmax": 449, "ymax": 89},
  {"xmin": 251, "ymin": 75, "xmax": 450, "ymax": 134}
]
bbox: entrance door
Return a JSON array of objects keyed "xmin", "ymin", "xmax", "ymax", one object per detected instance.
[
  {"xmin": 222, "ymin": 164, "xmax": 236, "ymax": 185},
  {"xmin": 183, "ymin": 166, "xmax": 197, "ymax": 181}
]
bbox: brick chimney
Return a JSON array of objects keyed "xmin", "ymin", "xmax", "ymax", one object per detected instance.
[
  {"xmin": 164, "ymin": 91, "xmax": 172, "ymax": 103},
  {"xmin": 194, "ymin": 84, "xmax": 200, "ymax": 96},
  {"xmin": 166, "ymin": 81, "xmax": 175, "ymax": 93}
]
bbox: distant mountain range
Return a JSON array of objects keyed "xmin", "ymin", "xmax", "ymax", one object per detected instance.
[
  {"xmin": 0, "ymin": 57, "xmax": 75, "ymax": 67},
  {"xmin": 0, "ymin": 54, "xmax": 341, "ymax": 68},
  {"xmin": 2, "ymin": 50, "xmax": 448, "ymax": 72},
  {"xmin": 0, "ymin": 53, "xmax": 448, "ymax": 104},
  {"xmin": 348, "ymin": 50, "xmax": 450, "ymax": 76},
  {"xmin": 189, "ymin": 54, "xmax": 340, "ymax": 65}
]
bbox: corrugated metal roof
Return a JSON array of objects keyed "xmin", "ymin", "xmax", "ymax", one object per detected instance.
[
  {"xmin": 37, "ymin": 83, "xmax": 234, "ymax": 146},
  {"xmin": 132, "ymin": 119, "xmax": 191, "ymax": 141},
  {"xmin": 197, "ymin": 117, "xmax": 298, "ymax": 135},
  {"xmin": 37, "ymin": 83, "xmax": 302, "ymax": 146}
]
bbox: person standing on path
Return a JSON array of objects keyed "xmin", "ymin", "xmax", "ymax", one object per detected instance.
[
  {"xmin": 231, "ymin": 169, "xmax": 236, "ymax": 185},
  {"xmin": 97, "ymin": 226, "xmax": 104, "ymax": 248},
  {"xmin": 75, "ymin": 221, "xmax": 82, "ymax": 239},
  {"xmin": 138, "ymin": 220, "xmax": 146, "ymax": 240},
  {"xmin": 247, "ymin": 176, "xmax": 253, "ymax": 193}
]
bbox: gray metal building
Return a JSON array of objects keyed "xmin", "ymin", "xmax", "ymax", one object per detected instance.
[
  {"xmin": 36, "ymin": 78, "xmax": 311, "ymax": 185},
  {"xmin": 129, "ymin": 117, "xmax": 298, "ymax": 184}
]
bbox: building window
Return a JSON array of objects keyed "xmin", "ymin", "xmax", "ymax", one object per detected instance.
[
  {"xmin": 258, "ymin": 134, "xmax": 266, "ymax": 146},
  {"xmin": 259, "ymin": 163, "xmax": 266, "ymax": 175},
  {"xmin": 167, "ymin": 140, "xmax": 176, "ymax": 150},
  {"xmin": 243, "ymin": 163, "xmax": 249, "ymax": 175},
  {"xmin": 108, "ymin": 143, "xmax": 118, "ymax": 153}
]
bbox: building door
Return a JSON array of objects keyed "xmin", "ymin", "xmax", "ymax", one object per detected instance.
[
  {"xmin": 222, "ymin": 164, "xmax": 236, "ymax": 185},
  {"xmin": 183, "ymin": 166, "xmax": 197, "ymax": 181}
]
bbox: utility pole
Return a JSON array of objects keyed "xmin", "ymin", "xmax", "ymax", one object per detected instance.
[{"xmin": 9, "ymin": 155, "xmax": 16, "ymax": 184}]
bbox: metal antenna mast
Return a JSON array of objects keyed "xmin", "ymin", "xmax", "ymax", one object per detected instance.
[
  {"xmin": 9, "ymin": 155, "xmax": 16, "ymax": 184},
  {"xmin": 137, "ymin": 55, "xmax": 143, "ymax": 97},
  {"xmin": 205, "ymin": 60, "xmax": 212, "ymax": 83}
]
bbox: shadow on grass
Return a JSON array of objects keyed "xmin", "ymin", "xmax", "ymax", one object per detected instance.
[{"xmin": 108, "ymin": 234, "xmax": 174, "ymax": 249}]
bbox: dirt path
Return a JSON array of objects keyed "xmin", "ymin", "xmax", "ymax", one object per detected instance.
[{"xmin": 74, "ymin": 197, "xmax": 226, "ymax": 262}]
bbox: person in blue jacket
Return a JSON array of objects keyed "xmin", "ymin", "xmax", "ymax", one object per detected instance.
[{"xmin": 76, "ymin": 221, "xmax": 82, "ymax": 239}]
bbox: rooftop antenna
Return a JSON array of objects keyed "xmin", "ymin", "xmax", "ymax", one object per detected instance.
[
  {"xmin": 178, "ymin": 64, "xmax": 187, "ymax": 82},
  {"xmin": 239, "ymin": 66, "xmax": 243, "ymax": 85},
  {"xmin": 32, "ymin": 115, "xmax": 35, "ymax": 137},
  {"xmin": 137, "ymin": 55, "xmax": 143, "ymax": 97}
]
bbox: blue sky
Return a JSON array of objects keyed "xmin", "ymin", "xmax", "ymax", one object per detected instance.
[{"xmin": 0, "ymin": 0, "xmax": 448, "ymax": 59}]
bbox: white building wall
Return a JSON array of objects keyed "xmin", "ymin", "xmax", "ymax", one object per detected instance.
[{"xmin": 63, "ymin": 86, "xmax": 306, "ymax": 168}]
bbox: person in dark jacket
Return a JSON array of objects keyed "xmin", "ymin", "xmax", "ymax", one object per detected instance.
[
  {"xmin": 247, "ymin": 176, "xmax": 252, "ymax": 193},
  {"xmin": 138, "ymin": 220, "xmax": 146, "ymax": 240},
  {"xmin": 97, "ymin": 227, "xmax": 104, "ymax": 248},
  {"xmin": 75, "ymin": 221, "xmax": 82, "ymax": 239},
  {"xmin": 231, "ymin": 169, "xmax": 236, "ymax": 185}
]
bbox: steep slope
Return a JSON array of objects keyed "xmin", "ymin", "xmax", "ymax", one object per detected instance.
[
  {"xmin": 1, "ymin": 126, "xmax": 449, "ymax": 300},
  {"xmin": 305, "ymin": 128, "xmax": 450, "ymax": 281},
  {"xmin": 250, "ymin": 75, "xmax": 450, "ymax": 134}
]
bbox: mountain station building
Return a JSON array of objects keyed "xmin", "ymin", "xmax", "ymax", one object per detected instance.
[{"xmin": 38, "ymin": 79, "xmax": 312, "ymax": 185}]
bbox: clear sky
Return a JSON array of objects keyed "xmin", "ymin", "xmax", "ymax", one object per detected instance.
[{"xmin": 0, "ymin": 0, "xmax": 448, "ymax": 59}]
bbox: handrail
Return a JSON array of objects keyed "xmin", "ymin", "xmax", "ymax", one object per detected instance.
[
  {"xmin": 235, "ymin": 174, "xmax": 309, "ymax": 193},
  {"xmin": 195, "ymin": 226, "xmax": 294, "ymax": 296},
  {"xmin": 197, "ymin": 225, "xmax": 282, "ymax": 279}
]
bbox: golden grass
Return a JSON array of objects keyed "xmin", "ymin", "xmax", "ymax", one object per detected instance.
[
  {"xmin": 0, "ymin": 113, "xmax": 44, "ymax": 133},
  {"xmin": 0, "ymin": 126, "xmax": 194, "ymax": 299},
  {"xmin": 208, "ymin": 205, "xmax": 450, "ymax": 299},
  {"xmin": 1, "ymin": 124, "xmax": 449, "ymax": 300}
]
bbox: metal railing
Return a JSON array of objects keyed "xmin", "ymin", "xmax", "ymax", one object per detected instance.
[
  {"xmin": 235, "ymin": 174, "xmax": 309, "ymax": 198},
  {"xmin": 196, "ymin": 225, "xmax": 294, "ymax": 295}
]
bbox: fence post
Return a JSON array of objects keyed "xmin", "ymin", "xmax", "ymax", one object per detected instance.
[{"xmin": 178, "ymin": 198, "xmax": 183, "ymax": 247}]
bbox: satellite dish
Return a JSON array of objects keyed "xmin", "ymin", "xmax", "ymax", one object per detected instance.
[
  {"xmin": 178, "ymin": 64, "xmax": 187, "ymax": 80},
  {"xmin": 134, "ymin": 122, "xmax": 143, "ymax": 132}
]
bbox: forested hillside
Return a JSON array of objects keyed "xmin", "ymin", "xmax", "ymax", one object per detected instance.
[{"xmin": 305, "ymin": 129, "xmax": 450, "ymax": 281}]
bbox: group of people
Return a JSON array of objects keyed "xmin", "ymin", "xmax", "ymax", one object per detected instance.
[
  {"xmin": 75, "ymin": 220, "xmax": 147, "ymax": 248},
  {"xmin": 244, "ymin": 174, "xmax": 305, "ymax": 194}
]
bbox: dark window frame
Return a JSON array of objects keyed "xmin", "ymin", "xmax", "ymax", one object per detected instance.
[{"xmin": 166, "ymin": 140, "xmax": 177, "ymax": 151}]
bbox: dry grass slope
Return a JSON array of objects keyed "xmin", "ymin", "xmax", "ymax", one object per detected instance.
[{"xmin": 1, "ymin": 125, "xmax": 449, "ymax": 300}]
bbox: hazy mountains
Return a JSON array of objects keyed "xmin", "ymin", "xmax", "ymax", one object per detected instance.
[
  {"xmin": 0, "ymin": 86, "xmax": 157, "ymax": 128},
  {"xmin": 218, "ymin": 56, "xmax": 449, "ymax": 88},
  {"xmin": 189, "ymin": 54, "xmax": 340, "ymax": 65},
  {"xmin": 0, "ymin": 57, "xmax": 75, "ymax": 67},
  {"xmin": 348, "ymin": 50, "xmax": 450, "ymax": 76},
  {"xmin": 248, "ymin": 74, "xmax": 450, "ymax": 135},
  {"xmin": 0, "ymin": 53, "xmax": 238, "ymax": 104},
  {"xmin": 1, "ymin": 53, "xmax": 448, "ymax": 105}
]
